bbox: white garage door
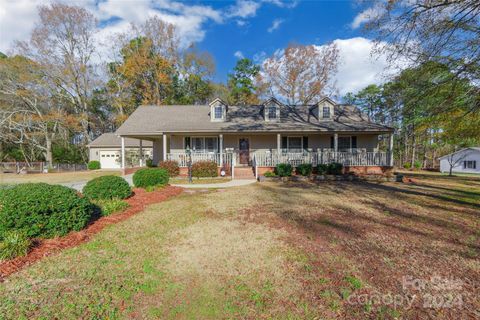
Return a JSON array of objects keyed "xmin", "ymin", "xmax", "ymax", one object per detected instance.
[{"xmin": 99, "ymin": 151, "xmax": 120, "ymax": 169}]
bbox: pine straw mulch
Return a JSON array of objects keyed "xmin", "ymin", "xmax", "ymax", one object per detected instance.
[{"xmin": 0, "ymin": 186, "xmax": 184, "ymax": 281}]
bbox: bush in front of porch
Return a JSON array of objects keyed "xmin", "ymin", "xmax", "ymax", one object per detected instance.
[
  {"xmin": 158, "ymin": 160, "xmax": 180, "ymax": 177},
  {"xmin": 275, "ymin": 163, "xmax": 293, "ymax": 177},
  {"xmin": 192, "ymin": 160, "xmax": 218, "ymax": 178},
  {"xmin": 133, "ymin": 168, "xmax": 169, "ymax": 188}
]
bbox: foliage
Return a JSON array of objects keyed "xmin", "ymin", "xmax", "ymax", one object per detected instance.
[
  {"xmin": 413, "ymin": 161, "xmax": 422, "ymax": 170},
  {"xmin": 317, "ymin": 164, "xmax": 329, "ymax": 175},
  {"xmin": 93, "ymin": 199, "xmax": 129, "ymax": 216},
  {"xmin": 227, "ymin": 58, "xmax": 260, "ymax": 105},
  {"xmin": 133, "ymin": 168, "xmax": 169, "ymax": 188},
  {"xmin": 275, "ymin": 163, "xmax": 293, "ymax": 177},
  {"xmin": 158, "ymin": 160, "xmax": 180, "ymax": 177},
  {"xmin": 327, "ymin": 163, "xmax": 343, "ymax": 175},
  {"xmin": 88, "ymin": 160, "xmax": 101, "ymax": 170},
  {"xmin": 146, "ymin": 158, "xmax": 154, "ymax": 167},
  {"xmin": 82, "ymin": 175, "xmax": 132, "ymax": 200},
  {"xmin": 191, "ymin": 161, "xmax": 218, "ymax": 178},
  {"xmin": 0, "ymin": 183, "xmax": 94, "ymax": 238},
  {"xmin": 0, "ymin": 231, "xmax": 31, "ymax": 261},
  {"xmin": 403, "ymin": 162, "xmax": 412, "ymax": 170},
  {"xmin": 52, "ymin": 143, "xmax": 85, "ymax": 164},
  {"xmin": 263, "ymin": 171, "xmax": 277, "ymax": 177},
  {"xmin": 296, "ymin": 164, "xmax": 313, "ymax": 176}
]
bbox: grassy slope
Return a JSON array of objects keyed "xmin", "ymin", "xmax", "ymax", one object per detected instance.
[
  {"xmin": 0, "ymin": 170, "xmax": 121, "ymax": 185},
  {"xmin": 1, "ymin": 175, "xmax": 479, "ymax": 319}
]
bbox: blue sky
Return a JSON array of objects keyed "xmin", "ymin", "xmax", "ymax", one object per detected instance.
[{"xmin": 0, "ymin": 0, "xmax": 394, "ymax": 95}]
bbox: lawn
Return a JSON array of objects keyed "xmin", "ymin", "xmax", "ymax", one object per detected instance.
[
  {"xmin": 0, "ymin": 170, "xmax": 121, "ymax": 185},
  {"xmin": 0, "ymin": 175, "xmax": 478, "ymax": 319}
]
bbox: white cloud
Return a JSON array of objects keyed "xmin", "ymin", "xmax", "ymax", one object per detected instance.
[
  {"xmin": 329, "ymin": 37, "xmax": 405, "ymax": 95},
  {"xmin": 226, "ymin": 0, "xmax": 261, "ymax": 19},
  {"xmin": 234, "ymin": 50, "xmax": 244, "ymax": 59},
  {"xmin": 267, "ymin": 18, "xmax": 284, "ymax": 33},
  {"xmin": 351, "ymin": 4, "xmax": 383, "ymax": 29}
]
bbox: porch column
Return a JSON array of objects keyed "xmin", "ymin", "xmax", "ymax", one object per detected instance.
[
  {"xmin": 277, "ymin": 133, "xmax": 281, "ymax": 154},
  {"xmin": 139, "ymin": 139, "xmax": 143, "ymax": 167},
  {"xmin": 219, "ymin": 134, "xmax": 223, "ymax": 166},
  {"xmin": 333, "ymin": 133, "xmax": 338, "ymax": 152},
  {"xmin": 389, "ymin": 133, "xmax": 394, "ymax": 167},
  {"xmin": 121, "ymin": 137, "xmax": 125, "ymax": 169},
  {"xmin": 162, "ymin": 133, "xmax": 167, "ymax": 161}
]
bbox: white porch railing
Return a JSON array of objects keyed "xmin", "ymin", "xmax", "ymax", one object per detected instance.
[
  {"xmin": 166, "ymin": 152, "xmax": 232, "ymax": 167},
  {"xmin": 253, "ymin": 151, "xmax": 390, "ymax": 167}
]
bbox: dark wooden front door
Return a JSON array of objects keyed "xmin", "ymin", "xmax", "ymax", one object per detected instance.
[{"xmin": 239, "ymin": 138, "xmax": 250, "ymax": 164}]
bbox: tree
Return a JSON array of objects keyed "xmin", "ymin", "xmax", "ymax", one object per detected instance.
[
  {"xmin": 15, "ymin": 3, "xmax": 99, "ymax": 143},
  {"xmin": 227, "ymin": 58, "xmax": 260, "ymax": 105},
  {"xmin": 261, "ymin": 43, "xmax": 339, "ymax": 105},
  {"xmin": 364, "ymin": 0, "xmax": 480, "ymax": 112}
]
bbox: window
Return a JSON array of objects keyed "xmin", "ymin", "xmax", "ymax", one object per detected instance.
[
  {"xmin": 187, "ymin": 137, "xmax": 218, "ymax": 153},
  {"xmin": 338, "ymin": 136, "xmax": 351, "ymax": 151},
  {"xmin": 268, "ymin": 106, "xmax": 277, "ymax": 120},
  {"xmin": 214, "ymin": 105, "xmax": 223, "ymax": 119},
  {"xmin": 464, "ymin": 160, "xmax": 477, "ymax": 169},
  {"xmin": 323, "ymin": 106, "xmax": 331, "ymax": 119}
]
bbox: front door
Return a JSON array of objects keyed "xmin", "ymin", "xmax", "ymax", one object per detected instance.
[{"xmin": 239, "ymin": 138, "xmax": 250, "ymax": 165}]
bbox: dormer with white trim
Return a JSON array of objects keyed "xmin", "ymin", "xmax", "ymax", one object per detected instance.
[
  {"xmin": 316, "ymin": 97, "xmax": 336, "ymax": 120},
  {"xmin": 209, "ymin": 98, "xmax": 227, "ymax": 122},
  {"xmin": 263, "ymin": 97, "xmax": 282, "ymax": 122}
]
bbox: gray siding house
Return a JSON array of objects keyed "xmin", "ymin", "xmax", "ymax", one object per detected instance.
[{"xmin": 114, "ymin": 97, "xmax": 394, "ymax": 177}]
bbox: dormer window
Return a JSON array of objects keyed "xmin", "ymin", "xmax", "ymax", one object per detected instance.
[
  {"xmin": 209, "ymin": 98, "xmax": 227, "ymax": 122},
  {"xmin": 214, "ymin": 105, "xmax": 223, "ymax": 119},
  {"xmin": 263, "ymin": 97, "xmax": 282, "ymax": 122},
  {"xmin": 268, "ymin": 106, "xmax": 277, "ymax": 119},
  {"xmin": 317, "ymin": 97, "xmax": 336, "ymax": 120},
  {"xmin": 322, "ymin": 106, "xmax": 331, "ymax": 119}
]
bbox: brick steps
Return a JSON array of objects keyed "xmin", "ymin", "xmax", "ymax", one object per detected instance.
[{"xmin": 234, "ymin": 166, "xmax": 255, "ymax": 179}]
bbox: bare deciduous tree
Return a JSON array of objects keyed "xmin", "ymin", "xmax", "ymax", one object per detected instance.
[{"xmin": 260, "ymin": 43, "xmax": 339, "ymax": 105}]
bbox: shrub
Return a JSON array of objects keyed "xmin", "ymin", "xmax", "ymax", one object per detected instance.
[
  {"xmin": 88, "ymin": 160, "xmax": 100, "ymax": 170},
  {"xmin": 317, "ymin": 164, "xmax": 329, "ymax": 175},
  {"xmin": 403, "ymin": 162, "xmax": 412, "ymax": 169},
  {"xmin": 133, "ymin": 168, "xmax": 169, "ymax": 188},
  {"xmin": 192, "ymin": 161, "xmax": 218, "ymax": 178},
  {"xmin": 93, "ymin": 199, "xmax": 129, "ymax": 216},
  {"xmin": 0, "ymin": 183, "xmax": 94, "ymax": 239},
  {"xmin": 82, "ymin": 175, "xmax": 132, "ymax": 200},
  {"xmin": 275, "ymin": 163, "xmax": 293, "ymax": 177},
  {"xmin": 264, "ymin": 171, "xmax": 277, "ymax": 177},
  {"xmin": 327, "ymin": 163, "xmax": 343, "ymax": 175},
  {"xmin": 413, "ymin": 160, "xmax": 422, "ymax": 170},
  {"xmin": 146, "ymin": 158, "xmax": 154, "ymax": 167},
  {"xmin": 0, "ymin": 231, "xmax": 31, "ymax": 261},
  {"xmin": 158, "ymin": 160, "xmax": 180, "ymax": 177},
  {"xmin": 296, "ymin": 163, "xmax": 313, "ymax": 176}
]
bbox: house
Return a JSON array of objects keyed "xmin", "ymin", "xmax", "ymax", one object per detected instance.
[
  {"xmin": 115, "ymin": 97, "xmax": 394, "ymax": 178},
  {"xmin": 439, "ymin": 147, "xmax": 480, "ymax": 174},
  {"xmin": 88, "ymin": 133, "xmax": 153, "ymax": 169}
]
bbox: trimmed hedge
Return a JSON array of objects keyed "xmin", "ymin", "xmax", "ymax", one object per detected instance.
[
  {"xmin": 275, "ymin": 163, "xmax": 293, "ymax": 177},
  {"xmin": 0, "ymin": 183, "xmax": 94, "ymax": 239},
  {"xmin": 88, "ymin": 160, "xmax": 101, "ymax": 170},
  {"xmin": 133, "ymin": 168, "xmax": 169, "ymax": 188},
  {"xmin": 82, "ymin": 175, "xmax": 132, "ymax": 200},
  {"xmin": 296, "ymin": 163, "xmax": 313, "ymax": 176},
  {"xmin": 316, "ymin": 163, "xmax": 343, "ymax": 175},
  {"xmin": 158, "ymin": 160, "xmax": 180, "ymax": 177},
  {"xmin": 192, "ymin": 161, "xmax": 218, "ymax": 178}
]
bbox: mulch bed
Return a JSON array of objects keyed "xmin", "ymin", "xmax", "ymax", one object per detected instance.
[{"xmin": 0, "ymin": 185, "xmax": 184, "ymax": 281}]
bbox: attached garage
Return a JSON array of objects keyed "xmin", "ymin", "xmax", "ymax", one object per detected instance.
[{"xmin": 88, "ymin": 133, "xmax": 153, "ymax": 169}]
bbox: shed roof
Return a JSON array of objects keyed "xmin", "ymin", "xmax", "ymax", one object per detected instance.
[{"xmin": 88, "ymin": 133, "xmax": 153, "ymax": 148}]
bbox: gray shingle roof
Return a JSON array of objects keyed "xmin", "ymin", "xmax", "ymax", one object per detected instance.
[
  {"xmin": 116, "ymin": 104, "xmax": 393, "ymax": 135},
  {"xmin": 88, "ymin": 133, "xmax": 153, "ymax": 147}
]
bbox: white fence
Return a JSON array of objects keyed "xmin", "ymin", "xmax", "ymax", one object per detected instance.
[{"xmin": 253, "ymin": 151, "xmax": 390, "ymax": 167}]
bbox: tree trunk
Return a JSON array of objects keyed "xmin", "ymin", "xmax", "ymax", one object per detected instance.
[
  {"xmin": 411, "ymin": 133, "xmax": 416, "ymax": 166},
  {"xmin": 45, "ymin": 135, "xmax": 53, "ymax": 166}
]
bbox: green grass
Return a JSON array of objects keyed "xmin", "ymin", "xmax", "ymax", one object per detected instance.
[
  {"xmin": 169, "ymin": 177, "xmax": 231, "ymax": 184},
  {"xmin": 1, "ymin": 175, "xmax": 479, "ymax": 319}
]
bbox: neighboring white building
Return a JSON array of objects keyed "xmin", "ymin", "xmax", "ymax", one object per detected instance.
[
  {"xmin": 88, "ymin": 133, "xmax": 153, "ymax": 169},
  {"xmin": 439, "ymin": 147, "xmax": 480, "ymax": 174}
]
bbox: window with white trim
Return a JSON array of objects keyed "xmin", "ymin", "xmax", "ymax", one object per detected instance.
[
  {"xmin": 322, "ymin": 106, "xmax": 331, "ymax": 119},
  {"xmin": 268, "ymin": 106, "xmax": 277, "ymax": 120},
  {"xmin": 464, "ymin": 160, "xmax": 477, "ymax": 169},
  {"xmin": 214, "ymin": 105, "xmax": 223, "ymax": 119},
  {"xmin": 185, "ymin": 137, "xmax": 218, "ymax": 153}
]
